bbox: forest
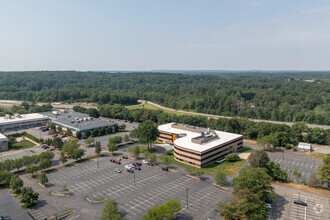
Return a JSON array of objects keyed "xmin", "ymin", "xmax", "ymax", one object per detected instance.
[{"xmin": 0, "ymin": 71, "xmax": 329, "ymax": 125}]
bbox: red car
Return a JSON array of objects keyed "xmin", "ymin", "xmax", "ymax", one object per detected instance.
[
  {"xmin": 115, "ymin": 161, "xmax": 121, "ymax": 164},
  {"xmin": 132, "ymin": 163, "xmax": 138, "ymax": 167}
]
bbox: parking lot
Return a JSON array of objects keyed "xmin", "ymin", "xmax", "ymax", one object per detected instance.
[
  {"xmin": 267, "ymin": 152, "xmax": 323, "ymax": 183},
  {"xmin": 22, "ymin": 155, "xmax": 230, "ymax": 220},
  {"xmin": 271, "ymin": 184, "xmax": 330, "ymax": 220}
]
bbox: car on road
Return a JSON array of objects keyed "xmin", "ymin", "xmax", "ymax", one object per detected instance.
[
  {"xmin": 122, "ymin": 156, "xmax": 128, "ymax": 159},
  {"xmin": 162, "ymin": 167, "xmax": 168, "ymax": 171},
  {"xmin": 115, "ymin": 168, "xmax": 121, "ymax": 173},
  {"xmin": 127, "ymin": 168, "xmax": 134, "ymax": 173},
  {"xmin": 294, "ymin": 200, "xmax": 307, "ymax": 206},
  {"xmin": 115, "ymin": 161, "xmax": 121, "ymax": 164},
  {"xmin": 142, "ymin": 160, "xmax": 148, "ymax": 164}
]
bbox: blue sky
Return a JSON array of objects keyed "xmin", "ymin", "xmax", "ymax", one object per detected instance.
[{"xmin": 0, "ymin": 0, "xmax": 330, "ymax": 70}]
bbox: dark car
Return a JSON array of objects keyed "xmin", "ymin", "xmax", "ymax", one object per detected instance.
[
  {"xmin": 122, "ymin": 156, "xmax": 128, "ymax": 159},
  {"xmin": 294, "ymin": 200, "xmax": 307, "ymax": 206},
  {"xmin": 127, "ymin": 169, "xmax": 134, "ymax": 173},
  {"xmin": 49, "ymin": 148, "xmax": 55, "ymax": 151},
  {"xmin": 162, "ymin": 167, "xmax": 169, "ymax": 171},
  {"xmin": 136, "ymin": 162, "xmax": 142, "ymax": 166},
  {"xmin": 110, "ymin": 159, "xmax": 115, "ymax": 163},
  {"xmin": 134, "ymin": 166, "xmax": 141, "ymax": 170}
]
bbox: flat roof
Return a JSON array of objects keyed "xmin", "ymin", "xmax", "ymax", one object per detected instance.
[
  {"xmin": 0, "ymin": 194, "xmax": 33, "ymax": 220},
  {"xmin": 0, "ymin": 133, "xmax": 7, "ymax": 140},
  {"xmin": 40, "ymin": 110, "xmax": 114, "ymax": 131},
  {"xmin": 158, "ymin": 123, "xmax": 243, "ymax": 153},
  {"xmin": 0, "ymin": 113, "xmax": 49, "ymax": 126}
]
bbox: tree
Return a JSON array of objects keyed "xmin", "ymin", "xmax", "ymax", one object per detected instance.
[
  {"xmin": 57, "ymin": 125, "xmax": 63, "ymax": 133},
  {"xmin": 268, "ymin": 162, "xmax": 288, "ymax": 182},
  {"xmin": 10, "ymin": 174, "xmax": 24, "ymax": 193},
  {"xmin": 71, "ymin": 148, "xmax": 84, "ymax": 159},
  {"xmin": 161, "ymin": 155, "xmax": 171, "ymax": 168},
  {"xmin": 65, "ymin": 128, "xmax": 72, "ymax": 136},
  {"xmin": 92, "ymin": 128, "xmax": 99, "ymax": 137},
  {"xmin": 2, "ymin": 159, "xmax": 14, "ymax": 171},
  {"xmin": 52, "ymin": 137, "xmax": 64, "ymax": 149},
  {"xmin": 61, "ymin": 184, "xmax": 70, "ymax": 195},
  {"xmin": 215, "ymin": 170, "xmax": 227, "ymax": 184},
  {"xmin": 218, "ymin": 199, "xmax": 247, "ymax": 220},
  {"xmin": 39, "ymin": 151, "xmax": 55, "ymax": 160},
  {"xmin": 102, "ymin": 199, "xmax": 123, "ymax": 220},
  {"xmin": 60, "ymin": 152, "xmax": 67, "ymax": 165},
  {"xmin": 8, "ymin": 136, "xmax": 17, "ymax": 148},
  {"xmin": 0, "ymin": 170, "xmax": 14, "ymax": 185},
  {"xmin": 76, "ymin": 131, "xmax": 82, "ymax": 139},
  {"xmin": 25, "ymin": 165, "xmax": 39, "ymax": 175},
  {"xmin": 248, "ymin": 150, "xmax": 270, "ymax": 168},
  {"xmin": 39, "ymin": 173, "xmax": 48, "ymax": 185},
  {"xmin": 39, "ymin": 159, "xmax": 52, "ymax": 170},
  {"xmin": 318, "ymin": 155, "xmax": 330, "ymax": 189},
  {"xmin": 62, "ymin": 140, "xmax": 80, "ymax": 156},
  {"xmin": 20, "ymin": 187, "xmax": 39, "ymax": 207},
  {"xmin": 142, "ymin": 200, "xmax": 181, "ymax": 220},
  {"xmin": 119, "ymin": 124, "xmax": 126, "ymax": 130},
  {"xmin": 130, "ymin": 146, "xmax": 140, "ymax": 157},
  {"xmin": 225, "ymin": 154, "xmax": 241, "ymax": 162},
  {"xmin": 85, "ymin": 136, "xmax": 95, "ymax": 146},
  {"xmin": 109, "ymin": 136, "xmax": 122, "ymax": 145},
  {"xmin": 85, "ymin": 130, "xmax": 91, "ymax": 138},
  {"xmin": 100, "ymin": 126, "xmax": 106, "ymax": 135},
  {"xmin": 124, "ymin": 134, "xmax": 130, "ymax": 142},
  {"xmin": 108, "ymin": 143, "xmax": 118, "ymax": 155},
  {"xmin": 130, "ymin": 121, "xmax": 159, "ymax": 151},
  {"xmin": 13, "ymin": 159, "xmax": 24, "ymax": 171},
  {"xmin": 308, "ymin": 172, "xmax": 318, "ymax": 187}
]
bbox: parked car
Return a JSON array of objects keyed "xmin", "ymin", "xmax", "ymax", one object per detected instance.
[
  {"xmin": 294, "ymin": 200, "xmax": 307, "ymax": 206},
  {"xmin": 134, "ymin": 166, "xmax": 141, "ymax": 170},
  {"xmin": 136, "ymin": 162, "xmax": 142, "ymax": 166},
  {"xmin": 115, "ymin": 168, "xmax": 121, "ymax": 173},
  {"xmin": 110, "ymin": 159, "xmax": 115, "ymax": 163},
  {"xmin": 122, "ymin": 156, "xmax": 128, "ymax": 159},
  {"xmin": 132, "ymin": 163, "xmax": 138, "ymax": 167},
  {"xmin": 127, "ymin": 168, "xmax": 134, "ymax": 173},
  {"xmin": 125, "ymin": 165, "xmax": 132, "ymax": 169},
  {"xmin": 60, "ymin": 135, "xmax": 67, "ymax": 138},
  {"xmin": 142, "ymin": 160, "xmax": 148, "ymax": 164},
  {"xmin": 115, "ymin": 161, "xmax": 121, "ymax": 164},
  {"xmin": 41, "ymin": 145, "xmax": 47, "ymax": 149},
  {"xmin": 49, "ymin": 148, "xmax": 55, "ymax": 151},
  {"xmin": 116, "ymin": 158, "xmax": 121, "ymax": 161},
  {"xmin": 162, "ymin": 167, "xmax": 168, "ymax": 171},
  {"xmin": 266, "ymin": 203, "xmax": 272, "ymax": 209}
]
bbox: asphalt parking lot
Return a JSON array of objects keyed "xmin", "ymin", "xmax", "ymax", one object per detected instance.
[
  {"xmin": 21, "ymin": 156, "xmax": 230, "ymax": 220},
  {"xmin": 271, "ymin": 184, "xmax": 330, "ymax": 220},
  {"xmin": 267, "ymin": 152, "xmax": 323, "ymax": 183}
]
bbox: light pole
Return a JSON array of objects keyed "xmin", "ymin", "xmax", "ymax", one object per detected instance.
[
  {"xmin": 186, "ymin": 188, "xmax": 189, "ymax": 208},
  {"xmin": 133, "ymin": 170, "xmax": 136, "ymax": 185}
]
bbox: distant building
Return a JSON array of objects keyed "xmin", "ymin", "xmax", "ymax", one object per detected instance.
[
  {"xmin": 0, "ymin": 194, "xmax": 33, "ymax": 220},
  {"xmin": 298, "ymin": 142, "xmax": 312, "ymax": 151},
  {"xmin": 157, "ymin": 123, "xmax": 243, "ymax": 168},
  {"xmin": 0, "ymin": 133, "xmax": 8, "ymax": 152},
  {"xmin": 40, "ymin": 110, "xmax": 114, "ymax": 138},
  {"xmin": 0, "ymin": 113, "xmax": 49, "ymax": 132}
]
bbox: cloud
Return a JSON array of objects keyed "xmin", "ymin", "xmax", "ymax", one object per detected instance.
[{"xmin": 301, "ymin": 6, "xmax": 330, "ymax": 14}]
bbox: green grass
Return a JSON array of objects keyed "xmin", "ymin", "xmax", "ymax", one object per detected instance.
[
  {"xmin": 29, "ymin": 150, "xmax": 36, "ymax": 153},
  {"xmin": 159, "ymin": 155, "xmax": 246, "ymax": 176},
  {"xmin": 238, "ymin": 146, "xmax": 253, "ymax": 153},
  {"xmin": 49, "ymin": 210, "xmax": 75, "ymax": 220},
  {"xmin": 12, "ymin": 140, "xmax": 36, "ymax": 150},
  {"xmin": 126, "ymin": 103, "xmax": 213, "ymax": 117},
  {"xmin": 306, "ymin": 152, "xmax": 329, "ymax": 160}
]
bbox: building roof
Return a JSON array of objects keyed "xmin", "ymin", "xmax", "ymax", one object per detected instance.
[
  {"xmin": 158, "ymin": 123, "xmax": 243, "ymax": 153},
  {"xmin": 0, "ymin": 113, "xmax": 49, "ymax": 126},
  {"xmin": 40, "ymin": 110, "xmax": 114, "ymax": 131},
  {"xmin": 0, "ymin": 133, "xmax": 7, "ymax": 140},
  {"xmin": 298, "ymin": 142, "xmax": 312, "ymax": 148},
  {"xmin": 0, "ymin": 194, "xmax": 33, "ymax": 220}
]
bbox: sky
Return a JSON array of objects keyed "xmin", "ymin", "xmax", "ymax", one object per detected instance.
[{"xmin": 0, "ymin": 0, "xmax": 330, "ymax": 71}]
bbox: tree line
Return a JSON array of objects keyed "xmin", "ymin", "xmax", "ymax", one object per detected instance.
[
  {"xmin": 0, "ymin": 71, "xmax": 328, "ymax": 124},
  {"xmin": 83, "ymin": 104, "xmax": 329, "ymax": 145}
]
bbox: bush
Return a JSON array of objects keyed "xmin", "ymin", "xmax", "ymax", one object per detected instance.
[
  {"xmin": 23, "ymin": 133, "xmax": 38, "ymax": 142},
  {"xmin": 225, "ymin": 154, "xmax": 241, "ymax": 162},
  {"xmin": 165, "ymin": 150, "xmax": 173, "ymax": 155}
]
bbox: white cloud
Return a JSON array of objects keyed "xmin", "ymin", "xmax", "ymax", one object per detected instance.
[{"xmin": 301, "ymin": 6, "xmax": 330, "ymax": 14}]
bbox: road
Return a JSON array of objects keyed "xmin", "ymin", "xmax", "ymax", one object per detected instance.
[{"xmin": 138, "ymin": 100, "xmax": 330, "ymax": 130}]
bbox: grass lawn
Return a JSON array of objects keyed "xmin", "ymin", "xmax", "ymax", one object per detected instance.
[
  {"xmin": 305, "ymin": 152, "xmax": 329, "ymax": 160},
  {"xmin": 238, "ymin": 146, "xmax": 253, "ymax": 153},
  {"xmin": 126, "ymin": 103, "xmax": 213, "ymax": 117},
  {"xmin": 159, "ymin": 155, "xmax": 246, "ymax": 176},
  {"xmin": 12, "ymin": 140, "xmax": 36, "ymax": 150}
]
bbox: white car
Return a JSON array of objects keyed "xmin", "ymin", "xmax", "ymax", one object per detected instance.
[
  {"xmin": 142, "ymin": 160, "xmax": 148, "ymax": 164},
  {"xmin": 266, "ymin": 203, "xmax": 272, "ymax": 209},
  {"xmin": 115, "ymin": 168, "xmax": 121, "ymax": 173},
  {"xmin": 125, "ymin": 165, "xmax": 131, "ymax": 169}
]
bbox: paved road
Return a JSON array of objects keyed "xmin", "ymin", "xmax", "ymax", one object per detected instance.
[{"xmin": 138, "ymin": 100, "xmax": 330, "ymax": 129}]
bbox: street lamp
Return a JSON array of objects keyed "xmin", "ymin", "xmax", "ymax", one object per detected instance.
[
  {"xmin": 133, "ymin": 170, "xmax": 136, "ymax": 185},
  {"xmin": 186, "ymin": 188, "xmax": 189, "ymax": 208}
]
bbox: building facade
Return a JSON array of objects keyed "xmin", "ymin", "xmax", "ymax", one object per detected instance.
[
  {"xmin": 0, "ymin": 113, "xmax": 49, "ymax": 133},
  {"xmin": 158, "ymin": 123, "xmax": 243, "ymax": 168},
  {"xmin": 0, "ymin": 133, "xmax": 8, "ymax": 152}
]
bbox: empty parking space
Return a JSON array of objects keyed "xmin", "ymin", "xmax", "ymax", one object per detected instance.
[
  {"xmin": 1, "ymin": 150, "xmax": 32, "ymax": 161},
  {"xmin": 268, "ymin": 153, "xmax": 323, "ymax": 182}
]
